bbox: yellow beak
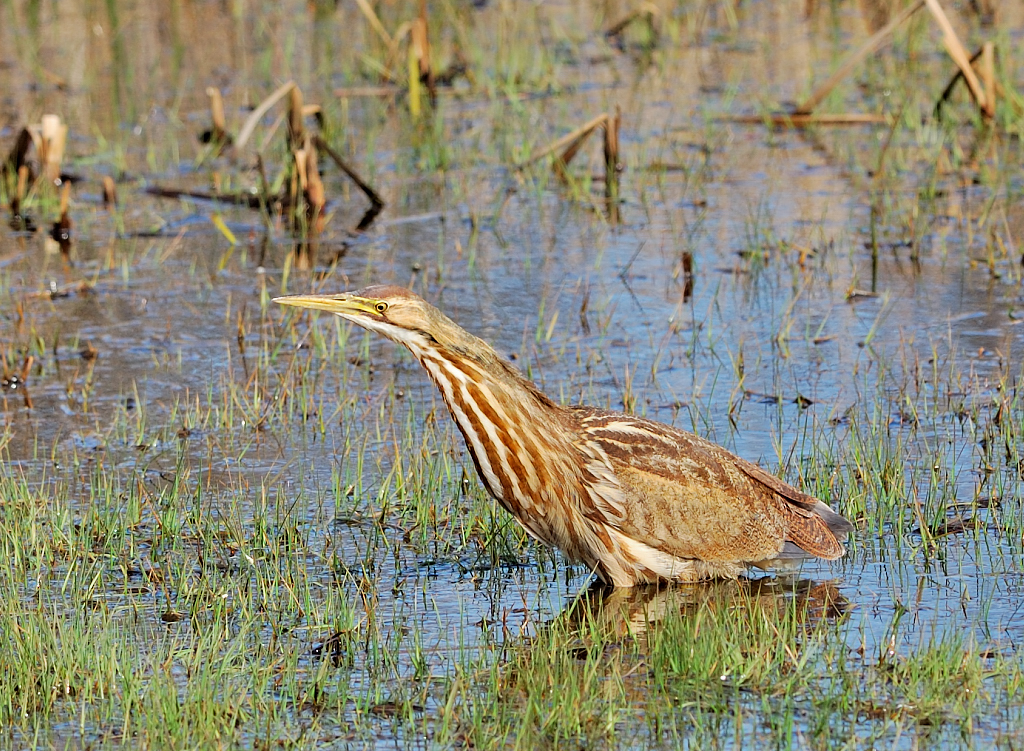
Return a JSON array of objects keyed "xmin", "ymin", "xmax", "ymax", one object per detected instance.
[{"xmin": 273, "ymin": 293, "xmax": 377, "ymax": 316}]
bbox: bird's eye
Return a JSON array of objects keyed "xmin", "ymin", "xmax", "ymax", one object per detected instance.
[{"xmin": 374, "ymin": 302, "xmax": 389, "ymax": 314}]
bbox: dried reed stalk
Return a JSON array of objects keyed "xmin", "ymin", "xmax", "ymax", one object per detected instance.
[
  {"xmin": 924, "ymin": 0, "xmax": 986, "ymax": 112},
  {"xmin": 314, "ymin": 135, "xmax": 385, "ymax": 209},
  {"xmin": 102, "ymin": 176, "xmax": 117, "ymax": 208},
  {"xmin": 304, "ymin": 136, "xmax": 325, "ymax": 230},
  {"xmin": 604, "ymin": 3, "xmax": 659, "ymax": 40},
  {"xmin": 355, "ymin": 0, "xmax": 393, "ymax": 47},
  {"xmin": 40, "ymin": 114, "xmax": 67, "ymax": 184},
  {"xmin": 980, "ymin": 42, "xmax": 995, "ymax": 118},
  {"xmin": 603, "ymin": 107, "xmax": 621, "ymax": 222},
  {"xmin": 16, "ymin": 165, "xmax": 28, "ymax": 204},
  {"xmin": 795, "ymin": 0, "xmax": 924, "ymax": 115},
  {"xmin": 10, "ymin": 164, "xmax": 29, "ymax": 221},
  {"xmin": 256, "ymin": 112, "xmax": 288, "ymax": 154},
  {"xmin": 604, "ymin": 109, "xmax": 622, "ymax": 224},
  {"xmin": 52, "ymin": 181, "xmax": 72, "ymax": 247},
  {"xmin": 288, "ymin": 86, "xmax": 305, "ymax": 150},
  {"xmin": 416, "ymin": 0, "xmax": 434, "ymax": 99},
  {"xmin": 19, "ymin": 356, "xmax": 33, "ymax": 409},
  {"xmin": 235, "ymin": 81, "xmax": 296, "ymax": 152},
  {"xmin": 144, "ymin": 186, "xmax": 264, "ymax": 209},
  {"xmin": 521, "ymin": 114, "xmax": 609, "ymax": 168},
  {"xmin": 934, "ymin": 44, "xmax": 983, "ymax": 116},
  {"xmin": 206, "ymin": 87, "xmax": 229, "ymax": 140},
  {"xmin": 59, "ymin": 180, "xmax": 71, "ymax": 217},
  {"xmin": 2, "ymin": 128, "xmax": 32, "ymax": 182},
  {"xmin": 294, "ymin": 149, "xmax": 308, "ymax": 193},
  {"xmin": 604, "ymin": 107, "xmax": 621, "ymax": 176},
  {"xmin": 521, "ymin": 111, "xmax": 623, "ymax": 217},
  {"xmin": 408, "ymin": 16, "xmax": 434, "ymax": 114}
]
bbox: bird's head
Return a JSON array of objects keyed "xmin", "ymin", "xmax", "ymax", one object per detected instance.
[
  {"xmin": 276, "ymin": 284, "xmax": 559, "ymax": 411},
  {"xmin": 274, "ymin": 285, "xmax": 456, "ymax": 354}
]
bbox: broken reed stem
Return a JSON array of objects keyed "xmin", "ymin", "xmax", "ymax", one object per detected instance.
[
  {"xmin": 603, "ymin": 108, "xmax": 622, "ymax": 224},
  {"xmin": 924, "ymin": 0, "xmax": 986, "ymax": 112},
  {"xmin": 16, "ymin": 165, "xmax": 28, "ymax": 203},
  {"xmin": 307, "ymin": 162, "xmax": 324, "ymax": 214},
  {"xmin": 288, "ymin": 164, "xmax": 299, "ymax": 217},
  {"xmin": 313, "ymin": 135, "xmax": 385, "ymax": 208},
  {"xmin": 59, "ymin": 181, "xmax": 71, "ymax": 217},
  {"xmin": 605, "ymin": 9, "xmax": 640, "ymax": 37},
  {"xmin": 288, "ymin": 86, "xmax": 305, "ymax": 151},
  {"xmin": 2, "ymin": 128, "xmax": 33, "ymax": 182},
  {"xmin": 604, "ymin": 107, "xmax": 621, "ymax": 176},
  {"xmin": 16, "ymin": 355, "xmax": 33, "ymax": 409},
  {"xmin": 556, "ymin": 126, "xmax": 593, "ymax": 176},
  {"xmin": 53, "ymin": 180, "xmax": 73, "ymax": 247},
  {"xmin": 521, "ymin": 114, "xmax": 609, "ymax": 168},
  {"xmin": 144, "ymin": 185, "xmax": 263, "ymax": 209},
  {"xmin": 795, "ymin": 0, "xmax": 925, "ymax": 115},
  {"xmin": 40, "ymin": 114, "xmax": 67, "ymax": 184},
  {"xmin": 604, "ymin": 3, "xmax": 659, "ymax": 41},
  {"xmin": 207, "ymin": 87, "xmax": 228, "ymax": 136},
  {"xmin": 519, "ymin": 111, "xmax": 622, "ymax": 221},
  {"xmin": 257, "ymin": 112, "xmax": 288, "ymax": 154},
  {"xmin": 381, "ymin": 21, "xmax": 413, "ymax": 82},
  {"xmin": 408, "ymin": 9, "xmax": 434, "ymax": 116},
  {"xmin": 417, "ymin": 0, "xmax": 435, "ymax": 104},
  {"xmin": 980, "ymin": 42, "xmax": 995, "ymax": 118},
  {"xmin": 294, "ymin": 149, "xmax": 308, "ymax": 193},
  {"xmin": 934, "ymin": 45, "xmax": 984, "ymax": 117},
  {"xmin": 304, "ymin": 135, "xmax": 325, "ymax": 223},
  {"xmin": 234, "ymin": 80, "xmax": 296, "ymax": 152},
  {"xmin": 355, "ymin": 0, "xmax": 394, "ymax": 47},
  {"xmin": 102, "ymin": 176, "xmax": 117, "ymax": 208}
]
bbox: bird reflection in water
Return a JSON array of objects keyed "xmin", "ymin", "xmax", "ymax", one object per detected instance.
[
  {"xmin": 557, "ymin": 576, "xmax": 849, "ymax": 643},
  {"xmin": 483, "ymin": 576, "xmax": 851, "ymax": 731}
]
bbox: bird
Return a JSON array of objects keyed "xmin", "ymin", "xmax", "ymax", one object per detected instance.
[{"xmin": 275, "ymin": 285, "xmax": 853, "ymax": 587}]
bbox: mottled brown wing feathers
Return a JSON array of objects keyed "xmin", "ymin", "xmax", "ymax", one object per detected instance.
[
  {"xmin": 571, "ymin": 406, "xmax": 851, "ymax": 562},
  {"xmin": 731, "ymin": 456, "xmax": 820, "ymax": 510},
  {"xmin": 575, "ymin": 405, "xmax": 821, "ymax": 510},
  {"xmin": 784, "ymin": 507, "xmax": 846, "ymax": 559}
]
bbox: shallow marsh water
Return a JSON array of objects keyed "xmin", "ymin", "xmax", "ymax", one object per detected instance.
[{"xmin": 2, "ymin": 0, "xmax": 1024, "ymax": 748}]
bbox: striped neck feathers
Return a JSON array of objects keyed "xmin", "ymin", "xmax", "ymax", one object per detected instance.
[{"xmin": 409, "ymin": 314, "xmax": 560, "ymax": 420}]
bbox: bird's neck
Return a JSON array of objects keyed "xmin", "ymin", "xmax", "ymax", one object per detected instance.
[
  {"xmin": 404, "ymin": 333, "xmax": 570, "ymax": 508},
  {"xmin": 412, "ymin": 337, "xmax": 562, "ymax": 426}
]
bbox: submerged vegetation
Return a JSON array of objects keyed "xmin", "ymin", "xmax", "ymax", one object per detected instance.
[{"xmin": 1, "ymin": 0, "xmax": 1024, "ymax": 747}]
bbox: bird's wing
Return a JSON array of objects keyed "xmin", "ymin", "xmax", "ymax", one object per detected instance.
[
  {"xmin": 575, "ymin": 438, "xmax": 630, "ymax": 525},
  {"xmin": 726, "ymin": 453, "xmax": 821, "ymax": 510},
  {"xmin": 729, "ymin": 453, "xmax": 854, "ymax": 539},
  {"xmin": 570, "ymin": 407, "xmax": 848, "ymax": 562}
]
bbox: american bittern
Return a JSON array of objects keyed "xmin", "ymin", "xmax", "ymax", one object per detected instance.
[{"xmin": 276, "ymin": 286, "xmax": 853, "ymax": 587}]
